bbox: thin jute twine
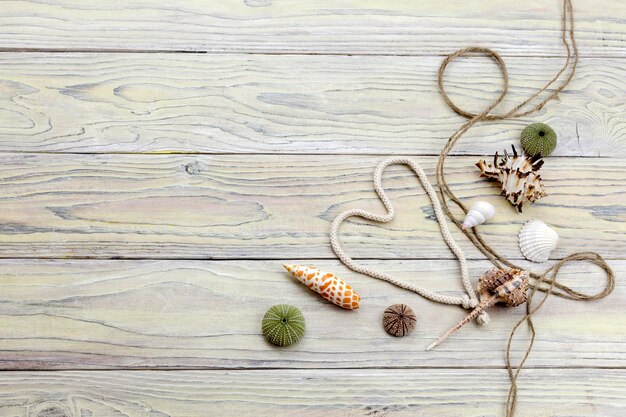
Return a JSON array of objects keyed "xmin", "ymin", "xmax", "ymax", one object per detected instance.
[
  {"xmin": 330, "ymin": 0, "xmax": 615, "ymax": 415},
  {"xmin": 434, "ymin": 0, "xmax": 615, "ymax": 415}
]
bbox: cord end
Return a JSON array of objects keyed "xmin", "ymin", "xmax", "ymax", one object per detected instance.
[{"xmin": 425, "ymin": 340, "xmax": 439, "ymax": 351}]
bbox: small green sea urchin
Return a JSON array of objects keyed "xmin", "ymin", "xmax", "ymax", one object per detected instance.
[
  {"xmin": 520, "ymin": 123, "xmax": 557, "ymax": 157},
  {"xmin": 262, "ymin": 304, "xmax": 305, "ymax": 347}
]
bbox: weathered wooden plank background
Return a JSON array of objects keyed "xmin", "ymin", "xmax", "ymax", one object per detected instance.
[{"xmin": 0, "ymin": 0, "xmax": 624, "ymax": 416}]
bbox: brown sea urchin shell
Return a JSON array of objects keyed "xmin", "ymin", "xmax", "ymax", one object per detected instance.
[{"xmin": 382, "ymin": 304, "xmax": 416, "ymax": 337}]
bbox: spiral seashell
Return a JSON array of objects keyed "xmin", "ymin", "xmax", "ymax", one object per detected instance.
[
  {"xmin": 283, "ymin": 264, "xmax": 361, "ymax": 309},
  {"xmin": 476, "ymin": 267, "xmax": 530, "ymax": 307},
  {"xmin": 461, "ymin": 201, "xmax": 496, "ymax": 229},
  {"xmin": 518, "ymin": 219, "xmax": 559, "ymax": 263},
  {"xmin": 382, "ymin": 304, "xmax": 417, "ymax": 337},
  {"xmin": 521, "ymin": 122, "xmax": 558, "ymax": 157},
  {"xmin": 426, "ymin": 268, "xmax": 529, "ymax": 351},
  {"xmin": 262, "ymin": 304, "xmax": 305, "ymax": 347}
]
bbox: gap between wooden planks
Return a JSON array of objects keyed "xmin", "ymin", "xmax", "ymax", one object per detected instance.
[{"xmin": 0, "ymin": 0, "xmax": 624, "ymax": 56}]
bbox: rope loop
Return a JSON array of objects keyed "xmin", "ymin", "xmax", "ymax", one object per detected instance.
[
  {"xmin": 329, "ymin": 157, "xmax": 483, "ymax": 318},
  {"xmin": 438, "ymin": 47, "xmax": 509, "ymax": 120},
  {"xmin": 460, "ymin": 294, "xmax": 478, "ymax": 309}
]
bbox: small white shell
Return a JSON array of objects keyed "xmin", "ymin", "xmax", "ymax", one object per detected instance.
[
  {"xmin": 462, "ymin": 201, "xmax": 496, "ymax": 229},
  {"xmin": 518, "ymin": 220, "xmax": 559, "ymax": 263}
]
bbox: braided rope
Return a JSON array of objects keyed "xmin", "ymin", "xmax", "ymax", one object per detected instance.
[{"xmin": 330, "ymin": 156, "xmax": 489, "ymax": 324}]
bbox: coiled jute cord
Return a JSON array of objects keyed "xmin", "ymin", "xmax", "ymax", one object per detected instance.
[
  {"xmin": 331, "ymin": 0, "xmax": 615, "ymax": 415},
  {"xmin": 435, "ymin": 0, "xmax": 615, "ymax": 416}
]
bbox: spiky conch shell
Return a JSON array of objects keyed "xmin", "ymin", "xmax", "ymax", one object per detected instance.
[
  {"xmin": 476, "ymin": 267, "xmax": 530, "ymax": 307},
  {"xmin": 476, "ymin": 145, "xmax": 546, "ymax": 212},
  {"xmin": 461, "ymin": 201, "xmax": 496, "ymax": 229},
  {"xmin": 520, "ymin": 123, "xmax": 558, "ymax": 157},
  {"xmin": 283, "ymin": 264, "xmax": 361, "ymax": 310},
  {"xmin": 426, "ymin": 268, "xmax": 529, "ymax": 351},
  {"xmin": 518, "ymin": 219, "xmax": 559, "ymax": 263},
  {"xmin": 262, "ymin": 304, "xmax": 305, "ymax": 347}
]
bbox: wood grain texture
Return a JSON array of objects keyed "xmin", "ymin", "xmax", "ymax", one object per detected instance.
[
  {"xmin": 0, "ymin": 0, "xmax": 624, "ymax": 56},
  {"xmin": 0, "ymin": 54, "xmax": 624, "ymax": 155},
  {"xmin": 0, "ymin": 0, "xmax": 623, "ymax": 413},
  {"xmin": 0, "ymin": 259, "xmax": 621, "ymax": 369},
  {"xmin": 0, "ymin": 369, "xmax": 624, "ymax": 416},
  {"xmin": 0, "ymin": 153, "xmax": 622, "ymax": 260}
]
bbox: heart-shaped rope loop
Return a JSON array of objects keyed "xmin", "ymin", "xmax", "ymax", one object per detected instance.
[{"xmin": 330, "ymin": 156, "xmax": 489, "ymax": 324}]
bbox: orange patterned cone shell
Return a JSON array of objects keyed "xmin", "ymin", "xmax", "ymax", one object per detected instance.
[{"xmin": 283, "ymin": 264, "xmax": 360, "ymax": 310}]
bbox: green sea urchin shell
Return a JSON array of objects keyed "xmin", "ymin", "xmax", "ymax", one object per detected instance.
[
  {"xmin": 520, "ymin": 123, "xmax": 557, "ymax": 157},
  {"xmin": 262, "ymin": 304, "xmax": 305, "ymax": 347}
]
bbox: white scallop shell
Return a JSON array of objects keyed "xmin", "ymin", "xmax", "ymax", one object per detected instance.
[
  {"xmin": 518, "ymin": 220, "xmax": 559, "ymax": 263},
  {"xmin": 462, "ymin": 201, "xmax": 496, "ymax": 229}
]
